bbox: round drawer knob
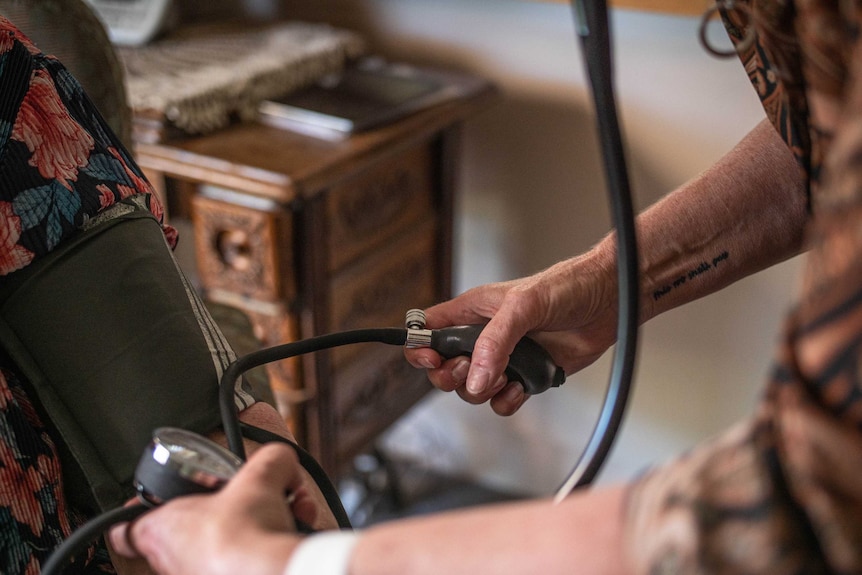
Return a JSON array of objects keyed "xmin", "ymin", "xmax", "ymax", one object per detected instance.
[{"xmin": 215, "ymin": 229, "xmax": 253, "ymax": 272}]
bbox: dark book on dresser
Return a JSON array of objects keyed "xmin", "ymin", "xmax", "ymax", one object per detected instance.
[{"xmin": 258, "ymin": 59, "xmax": 483, "ymax": 139}]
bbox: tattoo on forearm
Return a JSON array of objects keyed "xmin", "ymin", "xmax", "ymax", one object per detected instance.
[{"xmin": 652, "ymin": 251, "xmax": 729, "ymax": 301}]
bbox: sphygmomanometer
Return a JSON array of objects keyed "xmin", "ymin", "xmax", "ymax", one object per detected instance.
[{"xmin": 31, "ymin": 0, "xmax": 639, "ymax": 572}]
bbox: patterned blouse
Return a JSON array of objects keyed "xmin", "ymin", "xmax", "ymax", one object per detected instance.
[
  {"xmin": 626, "ymin": 1, "xmax": 862, "ymax": 573},
  {"xmin": 0, "ymin": 16, "xmax": 174, "ymax": 574}
]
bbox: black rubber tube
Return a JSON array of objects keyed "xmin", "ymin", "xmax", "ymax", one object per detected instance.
[
  {"xmin": 555, "ymin": 0, "xmax": 640, "ymax": 498},
  {"xmin": 217, "ymin": 328, "xmax": 409, "ymax": 530},
  {"xmin": 40, "ymin": 503, "xmax": 150, "ymax": 575},
  {"xmin": 219, "ymin": 328, "xmax": 407, "ymax": 460}
]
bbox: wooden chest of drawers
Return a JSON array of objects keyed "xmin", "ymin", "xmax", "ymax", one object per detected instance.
[{"xmin": 135, "ymin": 81, "xmax": 494, "ymax": 475}]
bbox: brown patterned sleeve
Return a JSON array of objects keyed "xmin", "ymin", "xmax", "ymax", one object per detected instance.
[
  {"xmin": 623, "ymin": 414, "xmax": 836, "ymax": 573},
  {"xmin": 624, "ymin": 2, "xmax": 862, "ymax": 572}
]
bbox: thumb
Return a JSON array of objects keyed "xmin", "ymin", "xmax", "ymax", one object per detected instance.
[
  {"xmin": 221, "ymin": 443, "xmax": 301, "ymax": 508},
  {"xmin": 464, "ymin": 295, "xmax": 535, "ymax": 395}
]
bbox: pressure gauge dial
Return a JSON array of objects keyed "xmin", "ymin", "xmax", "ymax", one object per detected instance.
[{"xmin": 134, "ymin": 427, "xmax": 243, "ymax": 506}]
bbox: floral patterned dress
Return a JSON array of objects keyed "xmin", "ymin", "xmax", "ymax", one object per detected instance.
[
  {"xmin": 625, "ymin": 1, "xmax": 862, "ymax": 573},
  {"xmin": 0, "ymin": 16, "xmax": 175, "ymax": 574}
]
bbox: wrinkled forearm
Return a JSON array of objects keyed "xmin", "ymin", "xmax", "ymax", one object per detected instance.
[
  {"xmin": 594, "ymin": 119, "xmax": 808, "ymax": 323},
  {"xmin": 350, "ymin": 485, "xmax": 630, "ymax": 575}
]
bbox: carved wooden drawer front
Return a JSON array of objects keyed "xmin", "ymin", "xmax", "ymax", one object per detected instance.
[
  {"xmin": 327, "ymin": 220, "xmax": 438, "ymax": 369},
  {"xmin": 191, "ymin": 192, "xmax": 294, "ymax": 302},
  {"xmin": 329, "ymin": 218, "xmax": 437, "ymax": 325},
  {"xmin": 332, "ymin": 344, "xmax": 431, "ymax": 460},
  {"xmin": 326, "ymin": 145, "xmax": 434, "ymax": 273}
]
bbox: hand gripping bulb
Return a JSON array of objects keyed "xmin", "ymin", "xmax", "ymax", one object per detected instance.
[{"xmin": 404, "ymin": 309, "xmax": 565, "ymax": 395}]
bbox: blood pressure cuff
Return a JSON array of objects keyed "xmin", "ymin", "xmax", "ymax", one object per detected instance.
[{"xmin": 0, "ymin": 206, "xmax": 254, "ymax": 515}]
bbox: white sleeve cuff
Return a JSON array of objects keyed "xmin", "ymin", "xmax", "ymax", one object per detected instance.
[{"xmin": 284, "ymin": 531, "xmax": 360, "ymax": 575}]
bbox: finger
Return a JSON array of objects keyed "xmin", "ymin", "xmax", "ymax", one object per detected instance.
[
  {"xmin": 421, "ymin": 300, "xmax": 484, "ymax": 329},
  {"xmin": 287, "ymin": 485, "xmax": 324, "ymax": 529},
  {"xmin": 464, "ymin": 289, "xmax": 541, "ymax": 396},
  {"xmin": 107, "ymin": 500, "xmax": 150, "ymax": 558},
  {"xmin": 423, "ymin": 357, "xmax": 470, "ymax": 392},
  {"xmin": 108, "ymin": 521, "xmax": 138, "ymax": 558},
  {"xmin": 222, "ymin": 443, "xmax": 301, "ymax": 505},
  {"xmin": 421, "ymin": 283, "xmax": 512, "ymax": 329},
  {"xmin": 455, "ymin": 373, "xmax": 508, "ymax": 405},
  {"xmin": 463, "ymin": 318, "xmax": 524, "ymax": 396},
  {"xmin": 490, "ymin": 382, "xmax": 530, "ymax": 416},
  {"xmin": 209, "ymin": 443, "xmax": 302, "ymax": 534},
  {"xmin": 404, "ymin": 347, "xmax": 443, "ymax": 370}
]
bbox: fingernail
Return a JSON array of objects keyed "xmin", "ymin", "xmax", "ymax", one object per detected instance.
[
  {"xmin": 451, "ymin": 358, "xmax": 470, "ymax": 384},
  {"xmin": 417, "ymin": 357, "xmax": 435, "ymax": 369},
  {"xmin": 466, "ymin": 371, "xmax": 490, "ymax": 395}
]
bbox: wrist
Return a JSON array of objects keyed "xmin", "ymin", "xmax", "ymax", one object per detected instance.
[
  {"xmin": 217, "ymin": 532, "xmax": 300, "ymax": 575},
  {"xmin": 284, "ymin": 531, "xmax": 360, "ymax": 575},
  {"xmin": 593, "ymin": 228, "xmax": 658, "ymax": 324},
  {"xmin": 576, "ymin": 240, "xmax": 621, "ymax": 320}
]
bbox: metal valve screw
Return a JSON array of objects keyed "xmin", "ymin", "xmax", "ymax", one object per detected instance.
[
  {"xmin": 404, "ymin": 309, "xmax": 431, "ymax": 348},
  {"xmin": 405, "ymin": 309, "xmax": 427, "ymax": 330}
]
